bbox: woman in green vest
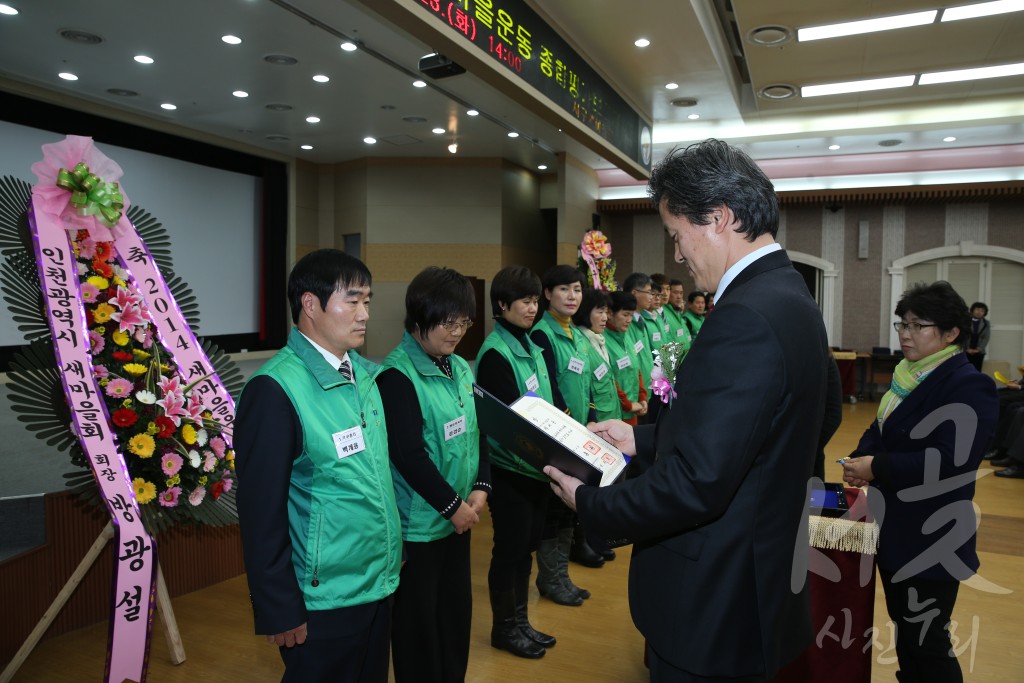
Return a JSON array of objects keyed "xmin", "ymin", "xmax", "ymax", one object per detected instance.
[
  {"xmin": 377, "ymin": 267, "xmax": 490, "ymax": 682},
  {"xmin": 530, "ymin": 265, "xmax": 601, "ymax": 604},
  {"xmin": 572, "ymin": 288, "xmax": 621, "ymax": 422},
  {"xmin": 604, "ymin": 290, "xmax": 649, "ymax": 425},
  {"xmin": 475, "ymin": 265, "xmax": 558, "ymax": 660}
]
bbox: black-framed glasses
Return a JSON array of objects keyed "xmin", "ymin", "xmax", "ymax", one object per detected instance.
[
  {"xmin": 893, "ymin": 321, "xmax": 938, "ymax": 334},
  {"xmin": 633, "ymin": 288, "xmax": 653, "ymax": 296},
  {"xmin": 440, "ymin": 319, "xmax": 474, "ymax": 332}
]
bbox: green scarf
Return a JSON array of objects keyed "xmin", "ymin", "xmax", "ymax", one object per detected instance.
[{"xmin": 877, "ymin": 344, "xmax": 961, "ymax": 427}]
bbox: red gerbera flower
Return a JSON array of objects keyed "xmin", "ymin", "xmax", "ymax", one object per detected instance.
[
  {"xmin": 210, "ymin": 480, "xmax": 225, "ymax": 500},
  {"xmin": 92, "ymin": 259, "xmax": 114, "ymax": 278},
  {"xmin": 112, "ymin": 351, "xmax": 134, "ymax": 362},
  {"xmin": 112, "ymin": 408, "xmax": 138, "ymax": 428},
  {"xmin": 155, "ymin": 415, "xmax": 176, "ymax": 439},
  {"xmin": 94, "ymin": 242, "xmax": 114, "ymax": 262}
]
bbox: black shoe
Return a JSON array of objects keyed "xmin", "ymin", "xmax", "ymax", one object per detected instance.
[
  {"xmin": 570, "ymin": 525, "xmax": 605, "ymax": 568},
  {"xmin": 983, "ymin": 449, "xmax": 999, "ymax": 460},
  {"xmin": 536, "ymin": 538, "xmax": 584, "ymax": 606},
  {"xmin": 991, "ymin": 457, "xmax": 1014, "ymax": 467},
  {"xmin": 513, "ymin": 573, "xmax": 556, "ymax": 648},
  {"xmin": 490, "ymin": 588, "xmax": 546, "ymax": 658},
  {"xmin": 599, "ymin": 548, "xmax": 616, "ymax": 561},
  {"xmin": 995, "ymin": 465, "xmax": 1024, "ymax": 478}
]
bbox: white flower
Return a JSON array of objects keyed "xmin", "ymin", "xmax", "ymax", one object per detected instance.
[
  {"xmin": 77, "ymin": 262, "xmax": 89, "ymax": 276},
  {"xmin": 196, "ymin": 429, "xmax": 209, "ymax": 446},
  {"xmin": 135, "ymin": 390, "xmax": 157, "ymax": 405},
  {"xmin": 188, "ymin": 449, "xmax": 201, "ymax": 468}
]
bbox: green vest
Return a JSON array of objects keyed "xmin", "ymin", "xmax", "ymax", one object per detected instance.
[
  {"xmin": 682, "ymin": 309, "xmax": 705, "ymax": 337},
  {"xmin": 476, "ymin": 323, "xmax": 554, "ymax": 481},
  {"xmin": 642, "ymin": 309, "xmax": 669, "ymax": 351},
  {"xmin": 531, "ymin": 311, "xmax": 590, "ymax": 423},
  {"xmin": 582, "ymin": 333, "xmax": 621, "ymax": 421},
  {"xmin": 244, "ymin": 328, "xmax": 401, "ymax": 609},
  {"xmin": 382, "ymin": 332, "xmax": 479, "ymax": 542},
  {"xmin": 604, "ymin": 328, "xmax": 641, "ymax": 418},
  {"xmin": 662, "ymin": 306, "xmax": 693, "ymax": 353},
  {"xmin": 627, "ymin": 318, "xmax": 655, "ymax": 387}
]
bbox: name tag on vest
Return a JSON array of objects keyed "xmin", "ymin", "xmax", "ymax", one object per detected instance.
[
  {"xmin": 567, "ymin": 357, "xmax": 584, "ymax": 374},
  {"xmin": 444, "ymin": 415, "xmax": 466, "ymax": 441},
  {"xmin": 677, "ymin": 328, "xmax": 686, "ymax": 338},
  {"xmin": 594, "ymin": 362, "xmax": 609, "ymax": 380},
  {"xmin": 332, "ymin": 426, "xmax": 366, "ymax": 459},
  {"xmin": 616, "ymin": 356, "xmax": 631, "ymax": 370},
  {"xmin": 634, "ymin": 340, "xmax": 645, "ymax": 353},
  {"xmin": 652, "ymin": 332, "xmax": 662, "ymax": 342},
  {"xmin": 526, "ymin": 373, "xmax": 540, "ymax": 392}
]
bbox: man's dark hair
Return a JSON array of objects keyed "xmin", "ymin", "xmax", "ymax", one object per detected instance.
[
  {"xmin": 895, "ymin": 281, "xmax": 971, "ymax": 350},
  {"xmin": 609, "ymin": 290, "xmax": 638, "ymax": 313},
  {"xmin": 650, "ymin": 273, "xmax": 669, "ymax": 289},
  {"xmin": 404, "ymin": 266, "xmax": 475, "ymax": 336},
  {"xmin": 669, "ymin": 279, "xmax": 685, "ymax": 288},
  {"xmin": 648, "ymin": 139, "xmax": 778, "ymax": 241},
  {"xmin": 490, "ymin": 265, "xmax": 542, "ymax": 317},
  {"xmin": 687, "ymin": 290, "xmax": 706, "ymax": 304},
  {"xmin": 287, "ymin": 249, "xmax": 371, "ymax": 324},
  {"xmin": 572, "ymin": 288, "xmax": 611, "ymax": 328},
  {"xmin": 622, "ymin": 272, "xmax": 652, "ymax": 293},
  {"xmin": 969, "ymin": 302, "xmax": 989, "ymax": 315}
]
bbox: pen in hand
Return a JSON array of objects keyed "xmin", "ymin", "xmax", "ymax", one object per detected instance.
[{"xmin": 835, "ymin": 458, "xmax": 848, "ymax": 464}]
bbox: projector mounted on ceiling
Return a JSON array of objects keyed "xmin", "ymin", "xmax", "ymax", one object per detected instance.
[{"xmin": 419, "ymin": 53, "xmax": 466, "ymax": 79}]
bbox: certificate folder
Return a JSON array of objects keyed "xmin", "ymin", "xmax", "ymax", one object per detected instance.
[{"xmin": 473, "ymin": 384, "xmax": 628, "ymax": 487}]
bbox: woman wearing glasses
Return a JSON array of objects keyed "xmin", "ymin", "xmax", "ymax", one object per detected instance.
[
  {"xmin": 841, "ymin": 281, "xmax": 997, "ymax": 682},
  {"xmin": 377, "ymin": 266, "xmax": 490, "ymax": 682}
]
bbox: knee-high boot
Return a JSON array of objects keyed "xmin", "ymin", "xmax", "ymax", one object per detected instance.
[
  {"xmin": 557, "ymin": 527, "xmax": 591, "ymax": 600},
  {"xmin": 489, "ymin": 587, "xmax": 545, "ymax": 658},
  {"xmin": 514, "ymin": 570, "xmax": 556, "ymax": 648},
  {"xmin": 535, "ymin": 536, "xmax": 583, "ymax": 606}
]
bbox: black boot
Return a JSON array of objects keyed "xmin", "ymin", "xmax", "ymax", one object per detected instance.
[
  {"xmin": 490, "ymin": 588, "xmax": 545, "ymax": 658},
  {"xmin": 535, "ymin": 537, "xmax": 583, "ymax": 606},
  {"xmin": 556, "ymin": 527, "xmax": 590, "ymax": 600},
  {"xmin": 570, "ymin": 522, "xmax": 605, "ymax": 568},
  {"xmin": 515, "ymin": 571, "xmax": 556, "ymax": 648}
]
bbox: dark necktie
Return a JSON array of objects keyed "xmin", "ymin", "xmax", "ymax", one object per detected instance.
[{"xmin": 338, "ymin": 360, "xmax": 353, "ymax": 382}]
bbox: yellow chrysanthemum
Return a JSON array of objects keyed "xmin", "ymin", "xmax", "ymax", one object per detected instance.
[
  {"xmin": 128, "ymin": 433, "xmax": 156, "ymax": 458},
  {"xmin": 146, "ymin": 422, "xmax": 159, "ymax": 435},
  {"xmin": 86, "ymin": 275, "xmax": 109, "ymax": 290},
  {"xmin": 93, "ymin": 303, "xmax": 115, "ymax": 323},
  {"xmin": 98, "ymin": 378, "xmax": 109, "ymax": 386},
  {"xmin": 181, "ymin": 423, "xmax": 197, "ymax": 445},
  {"xmin": 198, "ymin": 476, "xmax": 208, "ymax": 486},
  {"xmin": 132, "ymin": 349, "xmax": 152, "ymax": 360},
  {"xmin": 133, "ymin": 478, "xmax": 157, "ymax": 504},
  {"xmin": 166, "ymin": 474, "xmax": 181, "ymax": 487},
  {"xmin": 123, "ymin": 363, "xmax": 147, "ymax": 376},
  {"xmin": 112, "ymin": 330, "xmax": 130, "ymax": 346}
]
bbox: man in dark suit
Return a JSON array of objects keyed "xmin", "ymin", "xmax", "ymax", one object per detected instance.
[{"xmin": 546, "ymin": 139, "xmax": 831, "ymax": 682}]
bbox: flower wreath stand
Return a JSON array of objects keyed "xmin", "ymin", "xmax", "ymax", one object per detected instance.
[{"xmin": 0, "ymin": 136, "xmax": 243, "ymax": 683}]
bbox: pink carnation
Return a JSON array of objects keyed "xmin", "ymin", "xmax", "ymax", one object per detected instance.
[
  {"xmin": 210, "ymin": 436, "xmax": 227, "ymax": 459},
  {"xmin": 188, "ymin": 486, "xmax": 207, "ymax": 507},
  {"xmin": 159, "ymin": 486, "xmax": 181, "ymax": 508},
  {"xmin": 203, "ymin": 450, "xmax": 217, "ymax": 472},
  {"xmin": 222, "ymin": 475, "xmax": 233, "ymax": 493}
]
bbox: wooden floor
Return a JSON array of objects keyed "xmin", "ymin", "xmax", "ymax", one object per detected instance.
[{"xmin": 11, "ymin": 401, "xmax": 1024, "ymax": 682}]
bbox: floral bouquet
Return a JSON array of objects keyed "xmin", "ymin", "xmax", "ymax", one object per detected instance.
[
  {"xmin": 577, "ymin": 229, "xmax": 618, "ymax": 291},
  {"xmin": 651, "ymin": 341, "xmax": 688, "ymax": 406}
]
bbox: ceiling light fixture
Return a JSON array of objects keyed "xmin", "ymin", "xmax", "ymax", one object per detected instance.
[
  {"xmin": 665, "ymin": 82, "xmax": 679, "ymax": 90},
  {"xmin": 634, "ymin": 38, "xmax": 650, "ymax": 47},
  {"xmin": 363, "ymin": 137, "xmax": 377, "ymax": 144},
  {"xmin": 58, "ymin": 72, "xmax": 79, "ymax": 81},
  {"xmin": 801, "ymin": 75, "xmax": 915, "ymax": 97},
  {"xmin": 340, "ymin": 41, "xmax": 358, "ymax": 51},
  {"xmin": 466, "ymin": 109, "xmax": 479, "ymax": 116},
  {"xmin": 134, "ymin": 55, "xmax": 154, "ymax": 64},
  {"xmin": 748, "ymin": 26, "xmax": 793, "ymax": 46},
  {"xmin": 0, "ymin": 4, "xmax": 19, "ymax": 15},
  {"xmin": 160, "ymin": 103, "xmax": 177, "ymax": 110},
  {"xmin": 797, "ymin": 10, "xmax": 936, "ymax": 41},
  {"xmin": 670, "ymin": 97, "xmax": 698, "ymax": 108},
  {"xmin": 413, "ymin": 80, "xmax": 427, "ymax": 88},
  {"xmin": 944, "ymin": 136, "xmax": 957, "ymax": 142},
  {"xmin": 537, "ymin": 165, "xmax": 548, "ymax": 171},
  {"xmin": 300, "ymin": 145, "xmax": 313, "ymax": 150},
  {"xmin": 263, "ymin": 54, "xmax": 298, "ymax": 66},
  {"xmin": 688, "ymin": 114, "xmax": 700, "ymax": 120},
  {"xmin": 432, "ymin": 127, "xmax": 446, "ymax": 134},
  {"xmin": 919, "ymin": 61, "xmax": 1024, "ymax": 84},
  {"xmin": 507, "ymin": 131, "xmax": 519, "ymax": 138},
  {"xmin": 828, "ymin": 144, "xmax": 841, "ymax": 150},
  {"xmin": 306, "ymin": 116, "xmax": 320, "ymax": 123},
  {"xmin": 942, "ymin": 0, "xmax": 1024, "ymax": 22},
  {"xmin": 60, "ymin": 29, "xmax": 102, "ymax": 44},
  {"xmin": 233, "ymin": 90, "xmax": 249, "ymax": 98},
  {"xmin": 448, "ymin": 143, "xmax": 458, "ymax": 154},
  {"xmin": 759, "ymin": 84, "xmax": 797, "ymax": 99},
  {"xmin": 312, "ymin": 74, "xmax": 329, "ymax": 83},
  {"xmin": 222, "ymin": 35, "xmax": 242, "ymax": 44}
]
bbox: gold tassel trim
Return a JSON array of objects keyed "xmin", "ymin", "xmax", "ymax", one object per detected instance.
[{"xmin": 808, "ymin": 515, "xmax": 879, "ymax": 555}]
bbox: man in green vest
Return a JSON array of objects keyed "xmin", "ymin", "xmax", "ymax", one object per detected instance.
[
  {"xmin": 664, "ymin": 279, "xmax": 692, "ymax": 347},
  {"xmin": 682, "ymin": 290, "xmax": 707, "ymax": 338},
  {"xmin": 236, "ymin": 249, "xmax": 401, "ymax": 683}
]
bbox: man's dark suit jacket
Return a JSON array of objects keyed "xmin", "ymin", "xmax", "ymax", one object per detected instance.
[{"xmin": 578, "ymin": 249, "xmax": 830, "ymax": 679}]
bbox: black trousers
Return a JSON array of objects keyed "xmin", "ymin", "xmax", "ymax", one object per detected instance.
[
  {"xmin": 488, "ymin": 466, "xmax": 550, "ymax": 591},
  {"xmin": 279, "ymin": 596, "xmax": 392, "ymax": 683},
  {"xmin": 879, "ymin": 569, "xmax": 963, "ymax": 682},
  {"xmin": 391, "ymin": 532, "xmax": 472, "ymax": 683},
  {"xmin": 648, "ymin": 644, "xmax": 766, "ymax": 683}
]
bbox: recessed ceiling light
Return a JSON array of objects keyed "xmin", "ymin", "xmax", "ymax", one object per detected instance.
[
  {"xmin": 748, "ymin": 26, "xmax": 793, "ymax": 46},
  {"xmin": 300, "ymin": 144, "xmax": 313, "ymax": 150},
  {"xmin": 0, "ymin": 4, "xmax": 19, "ymax": 15},
  {"xmin": 58, "ymin": 72, "xmax": 78, "ymax": 81},
  {"xmin": 306, "ymin": 116, "xmax": 320, "ymax": 123},
  {"xmin": 665, "ymin": 82, "xmax": 679, "ymax": 90},
  {"xmin": 507, "ymin": 131, "xmax": 519, "ymax": 138},
  {"xmin": 942, "ymin": 0, "xmax": 1024, "ymax": 22},
  {"xmin": 944, "ymin": 136, "xmax": 957, "ymax": 142},
  {"xmin": 340, "ymin": 41, "xmax": 357, "ymax": 52},
  {"xmin": 312, "ymin": 74, "xmax": 329, "ymax": 83},
  {"xmin": 448, "ymin": 143, "xmax": 458, "ymax": 154},
  {"xmin": 467, "ymin": 109, "xmax": 479, "ymax": 116},
  {"xmin": 160, "ymin": 103, "xmax": 177, "ymax": 110},
  {"xmin": 233, "ymin": 90, "xmax": 249, "ymax": 98},
  {"xmin": 798, "ymin": 10, "xmax": 937, "ymax": 41},
  {"xmin": 919, "ymin": 61, "xmax": 1024, "ymax": 84},
  {"xmin": 222, "ymin": 35, "xmax": 242, "ymax": 45},
  {"xmin": 801, "ymin": 75, "xmax": 915, "ymax": 97},
  {"xmin": 432, "ymin": 127, "xmax": 446, "ymax": 134},
  {"xmin": 537, "ymin": 165, "xmax": 548, "ymax": 170},
  {"xmin": 634, "ymin": 38, "xmax": 650, "ymax": 47},
  {"xmin": 687, "ymin": 113, "xmax": 700, "ymax": 120},
  {"xmin": 134, "ymin": 55, "xmax": 154, "ymax": 64},
  {"xmin": 413, "ymin": 80, "xmax": 427, "ymax": 88},
  {"xmin": 364, "ymin": 137, "xmax": 377, "ymax": 144},
  {"xmin": 828, "ymin": 144, "xmax": 841, "ymax": 150},
  {"xmin": 759, "ymin": 84, "xmax": 797, "ymax": 99}
]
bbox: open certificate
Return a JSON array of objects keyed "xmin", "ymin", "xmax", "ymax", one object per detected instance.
[{"xmin": 474, "ymin": 385, "xmax": 629, "ymax": 487}]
